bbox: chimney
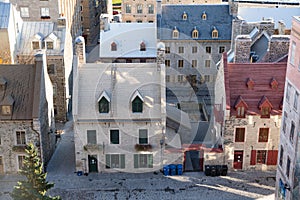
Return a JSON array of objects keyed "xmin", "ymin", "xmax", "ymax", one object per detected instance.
[
  {"xmin": 278, "ymin": 20, "xmax": 286, "ymax": 35},
  {"xmin": 228, "ymin": 0, "xmax": 238, "ymax": 18},
  {"xmin": 57, "ymin": 17, "xmax": 66, "ymax": 29},
  {"xmin": 100, "ymin": 14, "xmax": 110, "ymax": 32},
  {"xmin": 75, "ymin": 36, "xmax": 86, "ymax": 65},
  {"xmin": 234, "ymin": 35, "xmax": 252, "ymax": 63}
]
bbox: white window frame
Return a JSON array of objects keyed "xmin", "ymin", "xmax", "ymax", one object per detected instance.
[
  {"xmin": 41, "ymin": 7, "xmax": 50, "ymax": 17},
  {"xmin": 20, "ymin": 7, "xmax": 29, "ymax": 18}
]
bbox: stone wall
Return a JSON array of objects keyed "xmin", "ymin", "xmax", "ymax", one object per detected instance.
[
  {"xmin": 224, "ymin": 115, "xmax": 281, "ymax": 171},
  {"xmin": 74, "ymin": 121, "xmax": 164, "ymax": 173},
  {"xmin": 0, "ymin": 121, "xmax": 40, "ymax": 174},
  {"xmin": 234, "ymin": 35, "xmax": 252, "ymax": 63}
]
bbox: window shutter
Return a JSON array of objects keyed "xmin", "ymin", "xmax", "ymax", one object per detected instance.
[
  {"xmin": 105, "ymin": 154, "xmax": 110, "ymax": 169},
  {"xmin": 267, "ymin": 150, "xmax": 278, "ymax": 165},
  {"xmin": 134, "ymin": 154, "xmax": 138, "ymax": 168},
  {"xmin": 250, "ymin": 150, "xmax": 256, "ymax": 165},
  {"xmin": 148, "ymin": 154, "xmax": 153, "ymax": 168},
  {"xmin": 120, "ymin": 154, "xmax": 125, "ymax": 169}
]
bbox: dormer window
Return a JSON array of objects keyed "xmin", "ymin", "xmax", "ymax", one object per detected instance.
[
  {"xmin": 182, "ymin": 12, "xmax": 187, "ymax": 20},
  {"xmin": 212, "ymin": 27, "xmax": 218, "ymax": 38},
  {"xmin": 32, "ymin": 41, "xmax": 40, "ymax": 50},
  {"xmin": 46, "ymin": 41, "xmax": 53, "ymax": 49},
  {"xmin": 1, "ymin": 105, "xmax": 11, "ymax": 115},
  {"xmin": 202, "ymin": 12, "xmax": 207, "ymax": 20},
  {"xmin": 111, "ymin": 42, "xmax": 117, "ymax": 51},
  {"xmin": 259, "ymin": 96, "xmax": 273, "ymax": 118},
  {"xmin": 270, "ymin": 78, "xmax": 278, "ymax": 89},
  {"xmin": 140, "ymin": 42, "xmax": 146, "ymax": 51},
  {"xmin": 0, "ymin": 95, "xmax": 14, "ymax": 116},
  {"xmin": 246, "ymin": 78, "xmax": 254, "ymax": 89},
  {"xmin": 234, "ymin": 96, "xmax": 248, "ymax": 118},
  {"xmin": 192, "ymin": 27, "xmax": 198, "ymax": 39},
  {"xmin": 173, "ymin": 27, "xmax": 179, "ymax": 39},
  {"xmin": 131, "ymin": 91, "xmax": 144, "ymax": 113},
  {"xmin": 0, "ymin": 77, "xmax": 7, "ymax": 91},
  {"xmin": 98, "ymin": 91, "xmax": 110, "ymax": 113}
]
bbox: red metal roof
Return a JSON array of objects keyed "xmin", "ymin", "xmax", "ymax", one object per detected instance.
[{"xmin": 224, "ymin": 54, "xmax": 287, "ymax": 116}]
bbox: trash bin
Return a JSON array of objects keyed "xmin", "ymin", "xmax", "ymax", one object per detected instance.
[
  {"xmin": 221, "ymin": 165, "xmax": 228, "ymax": 176},
  {"xmin": 216, "ymin": 165, "xmax": 222, "ymax": 176},
  {"xmin": 205, "ymin": 165, "xmax": 211, "ymax": 176},
  {"xmin": 163, "ymin": 165, "xmax": 170, "ymax": 176},
  {"xmin": 169, "ymin": 164, "xmax": 176, "ymax": 176},
  {"xmin": 77, "ymin": 171, "xmax": 83, "ymax": 176},
  {"xmin": 177, "ymin": 164, "xmax": 183, "ymax": 175},
  {"xmin": 210, "ymin": 165, "xmax": 217, "ymax": 177}
]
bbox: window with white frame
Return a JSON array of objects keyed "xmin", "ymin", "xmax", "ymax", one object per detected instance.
[
  {"xmin": 32, "ymin": 41, "xmax": 40, "ymax": 50},
  {"xmin": 294, "ymin": 91, "xmax": 299, "ymax": 110},
  {"xmin": 105, "ymin": 154, "xmax": 125, "ymax": 169},
  {"xmin": 16, "ymin": 131, "xmax": 26, "ymax": 145},
  {"xmin": 139, "ymin": 129, "xmax": 148, "ymax": 144},
  {"xmin": 87, "ymin": 130, "xmax": 97, "ymax": 144},
  {"xmin": 46, "ymin": 41, "xmax": 53, "ymax": 49},
  {"xmin": 134, "ymin": 154, "xmax": 153, "ymax": 168},
  {"xmin": 125, "ymin": 4, "xmax": 131, "ymax": 13},
  {"xmin": 290, "ymin": 41, "xmax": 296, "ymax": 66},
  {"xmin": 41, "ymin": 7, "xmax": 50, "ymax": 18},
  {"xmin": 20, "ymin": 7, "xmax": 29, "ymax": 18},
  {"xmin": 286, "ymin": 83, "xmax": 291, "ymax": 102},
  {"xmin": 137, "ymin": 4, "xmax": 143, "ymax": 14},
  {"xmin": 192, "ymin": 60, "xmax": 197, "ymax": 68},
  {"xmin": 205, "ymin": 60, "xmax": 211, "ymax": 68},
  {"xmin": 177, "ymin": 75, "xmax": 184, "ymax": 83},
  {"xmin": 148, "ymin": 4, "xmax": 154, "ymax": 14}
]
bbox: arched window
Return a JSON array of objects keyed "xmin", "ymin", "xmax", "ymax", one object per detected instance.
[
  {"xmin": 202, "ymin": 12, "xmax": 207, "ymax": 20},
  {"xmin": 212, "ymin": 27, "xmax": 218, "ymax": 38},
  {"xmin": 192, "ymin": 27, "xmax": 198, "ymax": 39},
  {"xmin": 140, "ymin": 42, "xmax": 146, "ymax": 51},
  {"xmin": 132, "ymin": 96, "xmax": 143, "ymax": 113},
  {"xmin": 173, "ymin": 27, "xmax": 179, "ymax": 39},
  {"xmin": 182, "ymin": 12, "xmax": 187, "ymax": 20},
  {"xmin": 111, "ymin": 42, "xmax": 117, "ymax": 51}
]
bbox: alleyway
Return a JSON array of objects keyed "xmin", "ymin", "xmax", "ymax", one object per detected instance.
[{"xmin": 46, "ymin": 119, "xmax": 76, "ymax": 176}]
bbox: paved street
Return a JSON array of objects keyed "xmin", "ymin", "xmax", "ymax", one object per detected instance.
[{"xmin": 0, "ymin": 119, "xmax": 276, "ymax": 199}]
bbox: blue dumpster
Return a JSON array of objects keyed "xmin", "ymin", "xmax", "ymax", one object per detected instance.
[
  {"xmin": 177, "ymin": 164, "xmax": 183, "ymax": 175},
  {"xmin": 163, "ymin": 165, "xmax": 170, "ymax": 176},
  {"xmin": 169, "ymin": 164, "xmax": 176, "ymax": 176}
]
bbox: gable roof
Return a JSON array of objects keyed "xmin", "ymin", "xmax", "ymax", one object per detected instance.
[
  {"xmin": 258, "ymin": 95, "xmax": 273, "ymax": 109},
  {"xmin": 234, "ymin": 95, "xmax": 248, "ymax": 109},
  {"xmin": 0, "ymin": 2, "xmax": 10, "ymax": 29},
  {"xmin": 159, "ymin": 4, "xmax": 234, "ymax": 40},
  {"xmin": 224, "ymin": 53, "xmax": 287, "ymax": 116},
  {"xmin": 0, "ymin": 64, "xmax": 42, "ymax": 120}
]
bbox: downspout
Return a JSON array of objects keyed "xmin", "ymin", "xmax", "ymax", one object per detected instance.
[{"xmin": 31, "ymin": 120, "xmax": 44, "ymax": 171}]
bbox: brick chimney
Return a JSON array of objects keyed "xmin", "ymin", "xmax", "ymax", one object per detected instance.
[{"xmin": 234, "ymin": 35, "xmax": 252, "ymax": 63}]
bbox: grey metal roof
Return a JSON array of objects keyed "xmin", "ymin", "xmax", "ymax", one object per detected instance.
[
  {"xmin": 18, "ymin": 22, "xmax": 66, "ymax": 55},
  {"xmin": 0, "ymin": 64, "xmax": 42, "ymax": 120},
  {"xmin": 159, "ymin": 4, "xmax": 234, "ymax": 40},
  {"xmin": 0, "ymin": 2, "xmax": 10, "ymax": 29}
]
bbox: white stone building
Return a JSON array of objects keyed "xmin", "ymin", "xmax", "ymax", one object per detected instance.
[{"xmin": 73, "ymin": 36, "xmax": 166, "ymax": 173}]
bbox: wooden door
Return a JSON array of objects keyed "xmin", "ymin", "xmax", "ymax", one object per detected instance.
[
  {"xmin": 88, "ymin": 155, "xmax": 98, "ymax": 173},
  {"xmin": 233, "ymin": 151, "xmax": 243, "ymax": 169}
]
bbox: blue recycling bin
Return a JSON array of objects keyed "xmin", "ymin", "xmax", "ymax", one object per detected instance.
[
  {"xmin": 177, "ymin": 164, "xmax": 183, "ymax": 175},
  {"xmin": 163, "ymin": 165, "xmax": 170, "ymax": 176},
  {"xmin": 169, "ymin": 164, "xmax": 176, "ymax": 176}
]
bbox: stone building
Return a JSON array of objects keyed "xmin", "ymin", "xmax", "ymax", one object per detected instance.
[
  {"xmin": 0, "ymin": 2, "xmax": 22, "ymax": 64},
  {"xmin": 81, "ymin": 0, "xmax": 112, "ymax": 46},
  {"xmin": 16, "ymin": 19, "xmax": 73, "ymax": 122},
  {"xmin": 157, "ymin": 3, "xmax": 236, "ymax": 155},
  {"xmin": 73, "ymin": 36, "xmax": 166, "ymax": 173},
  {"xmin": 0, "ymin": 53, "xmax": 56, "ymax": 174},
  {"xmin": 218, "ymin": 21, "xmax": 290, "ymax": 171},
  {"xmin": 121, "ymin": 0, "xmax": 222, "ymax": 23},
  {"xmin": 276, "ymin": 16, "xmax": 300, "ymax": 200},
  {"xmin": 7, "ymin": 0, "xmax": 82, "ymax": 38}
]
